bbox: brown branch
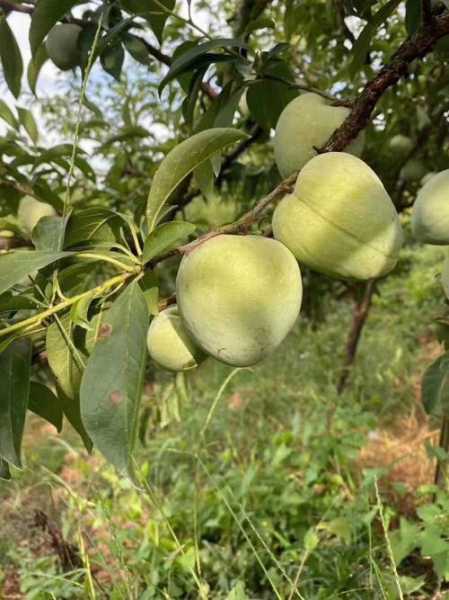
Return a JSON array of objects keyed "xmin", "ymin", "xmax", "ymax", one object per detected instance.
[
  {"xmin": 337, "ymin": 279, "xmax": 376, "ymax": 394},
  {"xmin": 0, "ymin": 0, "xmax": 33, "ymax": 13},
  {"xmin": 323, "ymin": 11, "xmax": 449, "ymax": 152}
]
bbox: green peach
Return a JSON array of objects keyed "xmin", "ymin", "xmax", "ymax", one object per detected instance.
[
  {"xmin": 176, "ymin": 235, "xmax": 302, "ymax": 366},
  {"xmin": 45, "ymin": 24, "xmax": 82, "ymax": 71},
  {"xmin": 272, "ymin": 152, "xmax": 403, "ymax": 280},
  {"xmin": 17, "ymin": 196, "xmax": 57, "ymax": 236},
  {"xmin": 412, "ymin": 170, "xmax": 449, "ymax": 244},
  {"xmin": 147, "ymin": 306, "xmax": 203, "ymax": 371},
  {"xmin": 388, "ymin": 134, "xmax": 413, "ymax": 154},
  {"xmin": 274, "ymin": 93, "xmax": 365, "ymax": 178}
]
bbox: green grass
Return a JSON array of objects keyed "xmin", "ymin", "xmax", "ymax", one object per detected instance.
[{"xmin": 1, "ymin": 243, "xmax": 448, "ymax": 599}]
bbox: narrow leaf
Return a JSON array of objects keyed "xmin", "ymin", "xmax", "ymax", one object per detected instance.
[
  {"xmin": 146, "ymin": 127, "xmax": 247, "ymax": 231},
  {"xmin": 17, "ymin": 107, "xmax": 39, "ymax": 144},
  {"xmin": 142, "ymin": 221, "xmax": 196, "ymax": 264},
  {"xmin": 0, "ymin": 339, "xmax": 32, "ymax": 467},
  {"xmin": 28, "ymin": 44, "xmax": 49, "ymax": 95},
  {"xmin": 46, "ymin": 314, "xmax": 83, "ymax": 400},
  {"xmin": 80, "ymin": 282, "xmax": 149, "ymax": 476},
  {"xmin": 0, "ymin": 100, "xmax": 18, "ymax": 129},
  {"xmin": 0, "ymin": 251, "xmax": 71, "ymax": 295},
  {"xmin": 0, "ymin": 16, "xmax": 23, "ymax": 98},
  {"xmin": 28, "ymin": 382, "xmax": 63, "ymax": 431}
]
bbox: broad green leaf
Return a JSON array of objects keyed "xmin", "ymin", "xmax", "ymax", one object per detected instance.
[
  {"xmin": 64, "ymin": 207, "xmax": 118, "ymax": 247},
  {"xmin": 29, "ymin": 0, "xmax": 81, "ymax": 54},
  {"xmin": 46, "ymin": 315, "xmax": 83, "ymax": 400},
  {"xmin": 0, "ymin": 100, "xmax": 18, "ymax": 130},
  {"xmin": 0, "ymin": 293, "xmax": 37, "ymax": 312},
  {"xmin": 247, "ymin": 79, "xmax": 297, "ymax": 130},
  {"xmin": 100, "ymin": 43, "xmax": 125, "ymax": 81},
  {"xmin": 194, "ymin": 160, "xmax": 215, "ymax": 201},
  {"xmin": 0, "ymin": 339, "xmax": 31, "ymax": 467},
  {"xmin": 0, "ymin": 16, "xmax": 23, "ymax": 98},
  {"xmin": 422, "ymin": 353, "xmax": 449, "ymax": 417},
  {"xmin": 146, "ymin": 128, "xmax": 247, "ymax": 231},
  {"xmin": 80, "ymin": 282, "xmax": 149, "ymax": 476},
  {"xmin": 32, "ymin": 215, "xmax": 67, "ymax": 251},
  {"xmin": 159, "ymin": 37, "xmax": 246, "ymax": 94},
  {"xmin": 389, "ymin": 518, "xmax": 421, "ymax": 564},
  {"xmin": 28, "ymin": 44, "xmax": 49, "ymax": 95},
  {"xmin": 139, "ymin": 272, "xmax": 159, "ymax": 316},
  {"xmin": 28, "ymin": 382, "xmax": 63, "ymax": 431},
  {"xmin": 142, "ymin": 221, "xmax": 196, "ymax": 264},
  {"xmin": 17, "ymin": 107, "xmax": 39, "ymax": 144},
  {"xmin": 0, "ymin": 251, "xmax": 70, "ymax": 295}
]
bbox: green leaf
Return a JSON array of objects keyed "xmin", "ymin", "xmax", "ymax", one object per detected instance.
[
  {"xmin": 64, "ymin": 207, "xmax": 118, "ymax": 247},
  {"xmin": 159, "ymin": 38, "xmax": 246, "ymax": 94},
  {"xmin": 46, "ymin": 315, "xmax": 83, "ymax": 400},
  {"xmin": 389, "ymin": 518, "xmax": 421, "ymax": 564},
  {"xmin": 422, "ymin": 353, "xmax": 449, "ymax": 417},
  {"xmin": 247, "ymin": 79, "xmax": 297, "ymax": 130},
  {"xmin": 146, "ymin": 127, "xmax": 247, "ymax": 231},
  {"xmin": 17, "ymin": 107, "xmax": 39, "ymax": 144},
  {"xmin": 32, "ymin": 215, "xmax": 67, "ymax": 251},
  {"xmin": 0, "ymin": 16, "xmax": 23, "ymax": 98},
  {"xmin": 121, "ymin": 0, "xmax": 175, "ymax": 43},
  {"xmin": 139, "ymin": 272, "xmax": 159, "ymax": 316},
  {"xmin": 28, "ymin": 44, "xmax": 49, "ymax": 95},
  {"xmin": 0, "ymin": 458, "xmax": 11, "ymax": 480},
  {"xmin": 123, "ymin": 34, "xmax": 152, "ymax": 66},
  {"xmin": 100, "ymin": 43, "xmax": 125, "ymax": 81},
  {"xmin": 0, "ymin": 100, "xmax": 18, "ymax": 130},
  {"xmin": 80, "ymin": 282, "xmax": 149, "ymax": 476},
  {"xmin": 28, "ymin": 382, "xmax": 63, "ymax": 431},
  {"xmin": 349, "ymin": 0, "xmax": 402, "ymax": 77},
  {"xmin": 29, "ymin": 0, "xmax": 81, "ymax": 54},
  {"xmin": 405, "ymin": 0, "xmax": 422, "ymax": 35},
  {"xmin": 142, "ymin": 221, "xmax": 196, "ymax": 264},
  {"xmin": 0, "ymin": 251, "xmax": 71, "ymax": 295},
  {"xmin": 0, "ymin": 339, "xmax": 32, "ymax": 467},
  {"xmin": 245, "ymin": 16, "xmax": 275, "ymax": 34},
  {"xmin": 59, "ymin": 388, "xmax": 92, "ymax": 451}
]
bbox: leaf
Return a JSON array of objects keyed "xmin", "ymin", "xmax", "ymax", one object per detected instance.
[
  {"xmin": 80, "ymin": 282, "xmax": 149, "ymax": 476},
  {"xmin": 0, "ymin": 100, "xmax": 18, "ymax": 130},
  {"xmin": 142, "ymin": 221, "xmax": 196, "ymax": 264},
  {"xmin": 123, "ymin": 34, "xmax": 152, "ymax": 66},
  {"xmin": 121, "ymin": 0, "xmax": 175, "ymax": 43},
  {"xmin": 0, "ymin": 16, "xmax": 23, "ymax": 98},
  {"xmin": 0, "ymin": 458, "xmax": 11, "ymax": 480},
  {"xmin": 146, "ymin": 127, "xmax": 247, "ymax": 231},
  {"xmin": 245, "ymin": 16, "xmax": 275, "ymax": 34},
  {"xmin": 159, "ymin": 38, "xmax": 246, "ymax": 94},
  {"xmin": 349, "ymin": 0, "xmax": 402, "ymax": 77},
  {"xmin": 29, "ymin": 0, "xmax": 81, "ymax": 54},
  {"xmin": 0, "ymin": 251, "xmax": 70, "ymax": 295},
  {"xmin": 100, "ymin": 43, "xmax": 125, "ymax": 81},
  {"xmin": 247, "ymin": 79, "xmax": 297, "ymax": 130},
  {"xmin": 46, "ymin": 315, "xmax": 83, "ymax": 400},
  {"xmin": 28, "ymin": 382, "xmax": 63, "ymax": 431},
  {"xmin": 405, "ymin": 0, "xmax": 422, "ymax": 35},
  {"xmin": 0, "ymin": 339, "xmax": 32, "ymax": 467},
  {"xmin": 28, "ymin": 44, "xmax": 49, "ymax": 95},
  {"xmin": 64, "ymin": 207, "xmax": 118, "ymax": 247},
  {"xmin": 17, "ymin": 107, "xmax": 39, "ymax": 144},
  {"xmin": 32, "ymin": 215, "xmax": 67, "ymax": 251},
  {"xmin": 59, "ymin": 388, "xmax": 92, "ymax": 451},
  {"xmin": 422, "ymin": 353, "xmax": 449, "ymax": 417},
  {"xmin": 139, "ymin": 272, "xmax": 159, "ymax": 316},
  {"xmin": 194, "ymin": 160, "xmax": 215, "ymax": 201}
]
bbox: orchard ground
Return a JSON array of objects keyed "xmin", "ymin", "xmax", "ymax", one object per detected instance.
[{"xmin": 0, "ymin": 241, "xmax": 447, "ymax": 600}]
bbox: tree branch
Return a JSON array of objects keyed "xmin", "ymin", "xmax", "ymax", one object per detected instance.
[
  {"xmin": 323, "ymin": 11, "xmax": 449, "ymax": 152},
  {"xmin": 0, "ymin": 0, "xmax": 33, "ymax": 14}
]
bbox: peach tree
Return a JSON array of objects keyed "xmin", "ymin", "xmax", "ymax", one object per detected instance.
[{"xmin": 2, "ymin": 0, "xmax": 449, "ymax": 482}]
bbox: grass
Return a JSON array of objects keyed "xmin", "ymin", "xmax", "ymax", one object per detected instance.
[{"xmin": 1, "ymin": 242, "xmax": 448, "ymax": 599}]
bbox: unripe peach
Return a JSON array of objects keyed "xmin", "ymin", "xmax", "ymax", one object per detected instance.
[{"xmin": 412, "ymin": 170, "xmax": 449, "ymax": 244}]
